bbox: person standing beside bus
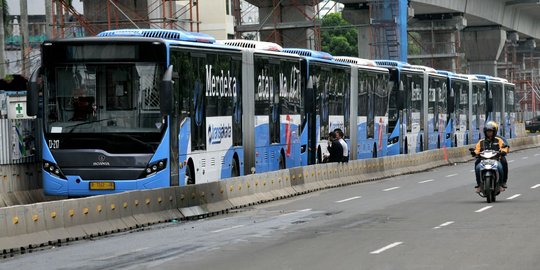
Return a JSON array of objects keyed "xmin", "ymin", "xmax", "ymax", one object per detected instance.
[
  {"xmin": 334, "ymin": 128, "xmax": 349, "ymax": 162},
  {"xmin": 325, "ymin": 132, "xmax": 343, "ymax": 163}
]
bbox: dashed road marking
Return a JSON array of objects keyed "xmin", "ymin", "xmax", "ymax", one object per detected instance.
[
  {"xmin": 508, "ymin": 160, "xmax": 515, "ymax": 163},
  {"xmin": 336, "ymin": 196, "xmax": 362, "ymax": 203},
  {"xmin": 211, "ymin": 225, "xmax": 244, "ymax": 233},
  {"xmin": 418, "ymin": 179, "xmax": 434, "ymax": 184},
  {"xmin": 383, "ymin": 187, "xmax": 400, "ymax": 192},
  {"xmin": 506, "ymin": 194, "xmax": 521, "ymax": 200},
  {"xmin": 475, "ymin": 206, "xmax": 493, "ymax": 213},
  {"xmin": 534, "ymin": 153, "xmax": 540, "ymax": 157},
  {"xmin": 446, "ymin": 174, "xmax": 458, "ymax": 178},
  {"xmin": 522, "ymin": 157, "xmax": 529, "ymax": 160},
  {"xmin": 370, "ymin": 242, "xmax": 403, "ymax": 254},
  {"xmin": 433, "ymin": 221, "xmax": 454, "ymax": 229},
  {"xmin": 531, "ymin": 184, "xmax": 540, "ymax": 189}
]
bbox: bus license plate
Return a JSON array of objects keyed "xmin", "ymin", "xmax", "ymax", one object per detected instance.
[{"xmin": 89, "ymin": 182, "xmax": 115, "ymax": 190}]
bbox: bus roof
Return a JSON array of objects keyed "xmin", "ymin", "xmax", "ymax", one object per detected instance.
[
  {"xmin": 216, "ymin": 40, "xmax": 282, "ymax": 51},
  {"xmin": 409, "ymin": 64, "xmax": 437, "ymax": 73},
  {"xmin": 374, "ymin": 60, "xmax": 411, "ymax": 68},
  {"xmin": 97, "ymin": 29, "xmax": 216, "ymax": 43},
  {"xmin": 281, "ymin": 48, "xmax": 333, "ymax": 60},
  {"xmin": 333, "ymin": 56, "xmax": 389, "ymax": 73}
]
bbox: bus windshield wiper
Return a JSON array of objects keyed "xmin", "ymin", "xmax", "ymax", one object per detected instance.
[{"xmin": 66, "ymin": 118, "xmax": 113, "ymax": 133}]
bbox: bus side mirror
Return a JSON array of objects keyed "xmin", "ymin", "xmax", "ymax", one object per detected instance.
[
  {"xmin": 160, "ymin": 65, "xmax": 173, "ymax": 115},
  {"xmin": 26, "ymin": 67, "xmax": 42, "ymax": 117},
  {"xmin": 397, "ymin": 81, "xmax": 405, "ymax": 110},
  {"xmin": 487, "ymin": 90, "xmax": 493, "ymax": 112},
  {"xmin": 448, "ymin": 88, "xmax": 455, "ymax": 113}
]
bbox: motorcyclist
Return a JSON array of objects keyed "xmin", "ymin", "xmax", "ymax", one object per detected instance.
[{"xmin": 472, "ymin": 121, "xmax": 509, "ymax": 193}]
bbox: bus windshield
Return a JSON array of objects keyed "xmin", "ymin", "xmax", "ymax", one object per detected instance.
[{"xmin": 45, "ymin": 63, "xmax": 163, "ymax": 134}]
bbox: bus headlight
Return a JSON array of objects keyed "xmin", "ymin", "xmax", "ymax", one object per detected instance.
[
  {"xmin": 43, "ymin": 160, "xmax": 67, "ymax": 179},
  {"xmin": 388, "ymin": 136, "xmax": 399, "ymax": 145},
  {"xmin": 141, "ymin": 159, "xmax": 167, "ymax": 178}
]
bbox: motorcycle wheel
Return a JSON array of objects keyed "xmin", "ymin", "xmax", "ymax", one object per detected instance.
[{"xmin": 486, "ymin": 192, "xmax": 492, "ymax": 203}]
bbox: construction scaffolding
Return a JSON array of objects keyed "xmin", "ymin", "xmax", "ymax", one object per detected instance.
[
  {"xmin": 498, "ymin": 37, "xmax": 540, "ymax": 120},
  {"xmin": 233, "ymin": 0, "xmax": 322, "ymax": 50},
  {"xmin": 49, "ymin": 0, "xmax": 201, "ymax": 39}
]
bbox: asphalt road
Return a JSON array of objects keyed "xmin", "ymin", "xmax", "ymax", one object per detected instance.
[{"xmin": 2, "ymin": 147, "xmax": 540, "ymax": 270}]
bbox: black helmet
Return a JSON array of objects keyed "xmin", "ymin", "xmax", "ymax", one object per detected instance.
[{"xmin": 483, "ymin": 121, "xmax": 498, "ymax": 136}]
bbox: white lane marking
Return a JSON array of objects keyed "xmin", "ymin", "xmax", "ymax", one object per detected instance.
[
  {"xmin": 508, "ymin": 160, "xmax": 515, "ymax": 163},
  {"xmin": 475, "ymin": 206, "xmax": 493, "ymax": 213},
  {"xmin": 212, "ymin": 225, "xmax": 244, "ymax": 233},
  {"xmin": 383, "ymin": 187, "xmax": 400, "ymax": 191},
  {"xmin": 522, "ymin": 157, "xmax": 529, "ymax": 160},
  {"xmin": 418, "ymin": 179, "xmax": 434, "ymax": 184},
  {"xmin": 531, "ymin": 184, "xmax": 540, "ymax": 189},
  {"xmin": 370, "ymin": 242, "xmax": 403, "ymax": 254},
  {"xmin": 446, "ymin": 174, "xmax": 458, "ymax": 178},
  {"xmin": 433, "ymin": 221, "xmax": 455, "ymax": 229},
  {"xmin": 506, "ymin": 194, "xmax": 521, "ymax": 200},
  {"xmin": 336, "ymin": 196, "xmax": 362, "ymax": 203},
  {"xmin": 534, "ymin": 153, "xmax": 540, "ymax": 157},
  {"xmin": 470, "ymin": 169, "xmax": 475, "ymax": 172}
]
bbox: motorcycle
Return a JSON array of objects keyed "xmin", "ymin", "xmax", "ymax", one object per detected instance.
[{"xmin": 470, "ymin": 148, "xmax": 505, "ymax": 203}]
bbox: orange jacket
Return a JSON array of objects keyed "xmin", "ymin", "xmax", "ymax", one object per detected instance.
[{"xmin": 474, "ymin": 137, "xmax": 509, "ymax": 156}]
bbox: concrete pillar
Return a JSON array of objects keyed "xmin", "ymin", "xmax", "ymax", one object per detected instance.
[
  {"xmin": 342, "ymin": 7, "xmax": 370, "ymax": 59},
  {"xmin": 462, "ymin": 27, "xmax": 506, "ymax": 76}
]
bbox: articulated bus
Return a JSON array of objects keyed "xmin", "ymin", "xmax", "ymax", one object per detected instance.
[
  {"xmin": 410, "ymin": 65, "xmax": 452, "ymax": 150},
  {"xmin": 281, "ymin": 48, "xmax": 351, "ymax": 164},
  {"xmin": 27, "ymin": 29, "xmax": 311, "ymax": 196},
  {"xmin": 464, "ymin": 74, "xmax": 488, "ymax": 143},
  {"xmin": 333, "ymin": 56, "xmax": 392, "ymax": 159},
  {"xmin": 475, "ymin": 75, "xmax": 517, "ymax": 139},
  {"xmin": 215, "ymin": 40, "xmax": 306, "ymax": 175},
  {"xmin": 374, "ymin": 60, "xmax": 428, "ymax": 155},
  {"xmin": 26, "ymin": 28, "xmax": 520, "ymax": 197},
  {"xmin": 437, "ymin": 71, "xmax": 471, "ymax": 147}
]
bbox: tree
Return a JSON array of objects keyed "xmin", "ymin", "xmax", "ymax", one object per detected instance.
[{"xmin": 320, "ymin": 13, "xmax": 357, "ymax": 57}]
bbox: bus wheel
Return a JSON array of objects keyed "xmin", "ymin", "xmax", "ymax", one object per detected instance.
[
  {"xmin": 279, "ymin": 151, "xmax": 286, "ymax": 170},
  {"xmin": 231, "ymin": 156, "xmax": 240, "ymax": 177},
  {"xmin": 186, "ymin": 160, "xmax": 195, "ymax": 185}
]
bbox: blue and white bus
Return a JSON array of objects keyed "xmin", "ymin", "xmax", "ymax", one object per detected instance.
[
  {"xmin": 27, "ymin": 29, "xmax": 309, "ymax": 196},
  {"xmin": 281, "ymin": 48, "xmax": 351, "ymax": 164},
  {"xmin": 374, "ymin": 60, "xmax": 426, "ymax": 155},
  {"xmin": 464, "ymin": 74, "xmax": 488, "ymax": 142},
  {"xmin": 436, "ymin": 71, "xmax": 471, "ymax": 147},
  {"xmin": 333, "ymin": 56, "xmax": 392, "ymax": 159},
  {"xmin": 475, "ymin": 75, "xmax": 517, "ymax": 139},
  {"xmin": 216, "ymin": 40, "xmax": 305, "ymax": 172},
  {"xmin": 409, "ymin": 65, "xmax": 452, "ymax": 150}
]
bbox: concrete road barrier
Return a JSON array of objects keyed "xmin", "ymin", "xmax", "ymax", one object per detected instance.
[{"xmin": 2, "ymin": 136, "xmax": 540, "ymax": 253}]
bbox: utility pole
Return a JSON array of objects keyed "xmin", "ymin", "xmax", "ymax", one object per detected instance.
[
  {"xmin": 20, "ymin": 0, "xmax": 29, "ymax": 78},
  {"xmin": 45, "ymin": 0, "xmax": 53, "ymax": 39},
  {"xmin": 0, "ymin": 0, "xmax": 5, "ymax": 79}
]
